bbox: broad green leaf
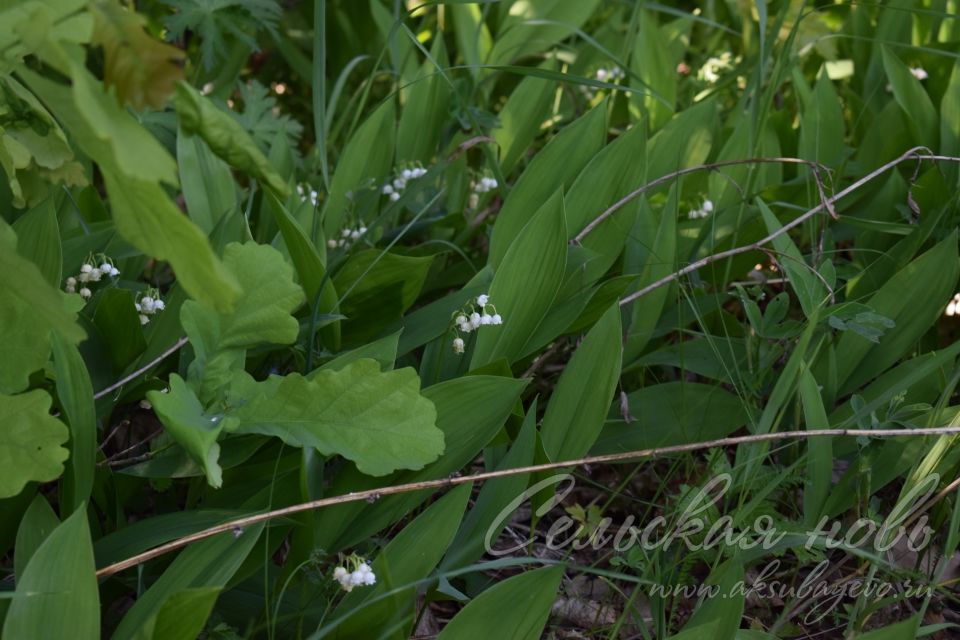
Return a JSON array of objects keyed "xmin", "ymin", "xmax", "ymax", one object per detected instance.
[
  {"xmin": 837, "ymin": 233, "xmax": 959, "ymax": 393},
  {"xmin": 3, "ymin": 507, "xmax": 98, "ymax": 640},
  {"xmin": 541, "ymin": 304, "xmax": 622, "ymax": 461},
  {"xmin": 316, "ymin": 330, "xmax": 401, "ymax": 374},
  {"xmin": 472, "ymin": 190, "xmax": 567, "ymax": 367},
  {"xmin": 13, "ymin": 494, "xmax": 59, "ymax": 580},
  {"xmin": 181, "ymin": 241, "xmax": 303, "ymax": 402},
  {"xmin": 623, "ymin": 191, "xmax": 676, "ymax": 363},
  {"xmin": 799, "ymin": 367, "xmax": 832, "ymax": 527},
  {"xmin": 942, "ymin": 60, "xmax": 960, "ymax": 184},
  {"xmin": 0, "ymin": 222, "xmax": 84, "ymax": 394},
  {"xmin": 852, "ymin": 617, "xmax": 919, "ymax": 639},
  {"xmin": 324, "ymin": 98, "xmax": 396, "ymax": 235},
  {"xmin": 646, "ymin": 97, "xmax": 716, "ymax": 184},
  {"xmin": 487, "ymin": 0, "xmax": 601, "ymax": 66},
  {"xmin": 230, "ymin": 359, "xmax": 443, "ymax": 476},
  {"xmin": 436, "ymin": 565, "xmax": 564, "ymax": 640},
  {"xmin": 51, "ymin": 332, "xmax": 96, "ymax": 515},
  {"xmin": 266, "ymin": 194, "xmax": 341, "ymax": 348},
  {"xmin": 314, "ymin": 374, "xmax": 527, "ymax": 551},
  {"xmin": 489, "ymin": 103, "xmax": 606, "ymax": 267},
  {"xmin": 0, "ymin": 390, "xmax": 69, "ymax": 498},
  {"xmin": 563, "ymin": 122, "xmax": 648, "ymax": 287},
  {"xmin": 101, "ymin": 168, "xmax": 241, "ymax": 313},
  {"xmin": 441, "ymin": 398, "xmax": 538, "ymax": 571},
  {"xmin": 149, "ymin": 375, "xmax": 230, "ymax": 489},
  {"xmin": 333, "ymin": 249, "xmax": 433, "ymax": 344},
  {"xmin": 177, "ymin": 128, "xmax": 237, "ymax": 235},
  {"xmin": 709, "ymin": 118, "xmax": 781, "ymax": 207},
  {"xmin": 593, "ymin": 382, "xmax": 749, "ymax": 454},
  {"xmin": 396, "ymin": 36, "xmax": 450, "ymax": 164},
  {"xmin": 629, "ymin": 11, "xmax": 676, "ymax": 131},
  {"xmin": 11, "ymin": 198, "xmax": 61, "ymax": 286},
  {"xmin": 757, "ymin": 198, "xmax": 829, "ymax": 317},
  {"xmin": 450, "ymin": 4, "xmax": 491, "ymax": 77},
  {"xmin": 881, "ymin": 46, "xmax": 937, "ymax": 148},
  {"xmin": 0, "ymin": 75, "xmax": 85, "ymax": 208},
  {"xmin": 797, "ymin": 69, "xmax": 845, "ymax": 167},
  {"xmin": 90, "ymin": 0, "xmax": 185, "ymax": 110},
  {"xmin": 681, "ymin": 561, "xmax": 744, "ymax": 639},
  {"xmin": 492, "ymin": 66, "xmax": 556, "ymax": 174},
  {"xmin": 173, "ymin": 81, "xmax": 288, "ymax": 197},
  {"xmin": 111, "ymin": 523, "xmax": 265, "ymax": 640},
  {"xmin": 134, "ymin": 587, "xmax": 221, "ymax": 640},
  {"xmin": 92, "ymin": 288, "xmax": 147, "ymax": 372},
  {"xmin": 324, "ymin": 484, "xmax": 471, "ymax": 639}
]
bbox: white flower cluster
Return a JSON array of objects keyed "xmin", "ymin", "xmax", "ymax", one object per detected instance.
[
  {"xmin": 135, "ymin": 289, "xmax": 166, "ymax": 325},
  {"xmin": 595, "ymin": 66, "xmax": 625, "ymax": 83},
  {"xmin": 910, "ymin": 66, "xmax": 928, "ymax": 81},
  {"xmin": 65, "ymin": 257, "xmax": 120, "ymax": 299},
  {"xmin": 332, "ymin": 556, "xmax": 376, "ymax": 592},
  {"xmin": 327, "ymin": 225, "xmax": 368, "ymax": 249},
  {"xmin": 382, "ymin": 166, "xmax": 428, "ymax": 202},
  {"xmin": 297, "ymin": 183, "xmax": 319, "ymax": 207},
  {"xmin": 451, "ymin": 293, "xmax": 503, "ymax": 354},
  {"xmin": 467, "ymin": 175, "xmax": 499, "ymax": 209},
  {"xmin": 698, "ymin": 52, "xmax": 735, "ymax": 84},
  {"xmin": 945, "ymin": 293, "xmax": 960, "ymax": 317},
  {"xmin": 688, "ymin": 199, "xmax": 714, "ymax": 220}
]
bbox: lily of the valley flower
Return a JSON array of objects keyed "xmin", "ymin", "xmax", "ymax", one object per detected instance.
[
  {"xmin": 136, "ymin": 289, "xmax": 166, "ymax": 326},
  {"xmin": 332, "ymin": 554, "xmax": 377, "ymax": 592},
  {"xmin": 67, "ymin": 255, "xmax": 120, "ymax": 295},
  {"xmin": 688, "ymin": 199, "xmax": 714, "ymax": 220},
  {"xmin": 450, "ymin": 293, "xmax": 503, "ymax": 353}
]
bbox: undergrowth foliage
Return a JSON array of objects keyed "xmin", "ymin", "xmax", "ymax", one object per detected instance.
[{"xmin": 1, "ymin": 0, "xmax": 960, "ymax": 638}]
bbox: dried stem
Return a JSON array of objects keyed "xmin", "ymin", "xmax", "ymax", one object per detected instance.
[
  {"xmin": 96, "ymin": 424, "xmax": 960, "ymax": 579},
  {"xmin": 617, "ymin": 149, "xmax": 960, "ymax": 308}
]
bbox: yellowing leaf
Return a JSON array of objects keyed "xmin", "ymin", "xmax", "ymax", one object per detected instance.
[{"xmin": 91, "ymin": 1, "xmax": 185, "ymax": 110}]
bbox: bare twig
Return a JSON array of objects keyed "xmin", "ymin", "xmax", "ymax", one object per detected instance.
[
  {"xmin": 93, "ymin": 337, "xmax": 189, "ymax": 400},
  {"xmin": 617, "ymin": 149, "xmax": 960, "ymax": 308},
  {"xmin": 96, "ymin": 424, "xmax": 960, "ymax": 579}
]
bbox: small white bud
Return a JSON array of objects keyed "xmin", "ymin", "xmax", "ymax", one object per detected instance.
[
  {"xmin": 153, "ymin": 300, "xmax": 165, "ymax": 311},
  {"xmin": 65, "ymin": 284, "xmax": 75, "ymax": 293},
  {"xmin": 393, "ymin": 178, "xmax": 406, "ymax": 190},
  {"xmin": 476, "ymin": 294, "xmax": 489, "ymax": 306},
  {"xmin": 362, "ymin": 572, "xmax": 376, "ymax": 585},
  {"xmin": 389, "ymin": 192, "xmax": 400, "ymax": 202},
  {"xmin": 78, "ymin": 272, "xmax": 90, "ymax": 283},
  {"xmin": 79, "ymin": 287, "xmax": 92, "ymax": 299},
  {"xmin": 139, "ymin": 399, "xmax": 152, "ymax": 410},
  {"xmin": 455, "ymin": 315, "xmax": 468, "ymax": 325},
  {"xmin": 358, "ymin": 226, "xmax": 367, "ymax": 234},
  {"xmin": 350, "ymin": 230, "xmax": 361, "ymax": 240},
  {"xmin": 109, "ymin": 266, "xmax": 120, "ymax": 277},
  {"xmin": 382, "ymin": 184, "xmax": 394, "ymax": 195},
  {"xmin": 401, "ymin": 169, "xmax": 413, "ymax": 180},
  {"xmin": 135, "ymin": 303, "xmax": 141, "ymax": 312},
  {"xmin": 139, "ymin": 314, "xmax": 150, "ymax": 325},
  {"xmin": 452, "ymin": 337, "xmax": 465, "ymax": 354},
  {"xmin": 702, "ymin": 199, "xmax": 714, "ymax": 213},
  {"xmin": 492, "ymin": 314, "xmax": 502, "ymax": 325},
  {"xmin": 328, "ymin": 239, "xmax": 338, "ymax": 249},
  {"xmin": 66, "ymin": 276, "xmax": 77, "ymax": 286},
  {"xmin": 342, "ymin": 229, "xmax": 351, "ymax": 238},
  {"xmin": 468, "ymin": 193, "xmax": 480, "ymax": 209},
  {"xmin": 333, "ymin": 567, "xmax": 348, "ymax": 581},
  {"xmin": 596, "ymin": 68, "xmax": 609, "ymax": 82},
  {"xmin": 480, "ymin": 314, "xmax": 493, "ymax": 325},
  {"xmin": 470, "ymin": 312, "xmax": 481, "ymax": 326},
  {"xmin": 80, "ymin": 264, "xmax": 92, "ymax": 274},
  {"xmin": 100, "ymin": 262, "xmax": 111, "ymax": 273},
  {"xmin": 89, "ymin": 268, "xmax": 102, "ymax": 281}
]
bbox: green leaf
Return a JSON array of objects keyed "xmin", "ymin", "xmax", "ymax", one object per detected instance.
[
  {"xmin": 441, "ymin": 398, "xmax": 538, "ymax": 571},
  {"xmin": 799, "ymin": 367, "xmax": 832, "ymax": 526},
  {"xmin": 333, "ymin": 249, "xmax": 433, "ymax": 344},
  {"xmin": 489, "ymin": 103, "xmax": 606, "ymax": 267},
  {"xmin": 472, "ymin": 190, "xmax": 567, "ymax": 367},
  {"xmin": 436, "ymin": 565, "xmax": 564, "ymax": 640},
  {"xmin": 492, "ymin": 65, "xmax": 556, "ymax": 174},
  {"xmin": 51, "ymin": 332, "xmax": 96, "ymax": 515},
  {"xmin": 92, "ymin": 288, "xmax": 147, "ymax": 372},
  {"xmin": 837, "ymin": 232, "xmax": 959, "ymax": 393},
  {"xmin": 101, "ymin": 168, "xmax": 242, "ymax": 313},
  {"xmin": 313, "ymin": 374, "xmax": 527, "ymax": 551},
  {"xmin": 396, "ymin": 36, "xmax": 451, "ymax": 164},
  {"xmin": 11, "ymin": 198, "xmax": 61, "ymax": 287},
  {"xmin": 594, "ymin": 382, "xmax": 749, "ymax": 454},
  {"xmin": 487, "ymin": 0, "xmax": 601, "ymax": 66},
  {"xmin": 681, "ymin": 561, "xmax": 744, "ymax": 639},
  {"xmin": 757, "ymin": 198, "xmax": 829, "ymax": 317},
  {"xmin": 881, "ymin": 46, "xmax": 937, "ymax": 148},
  {"xmin": 149, "ymin": 375, "xmax": 229, "ymax": 489},
  {"xmin": 90, "ymin": 0, "xmax": 185, "ymax": 110},
  {"xmin": 324, "ymin": 484, "xmax": 471, "ymax": 639},
  {"xmin": 111, "ymin": 523, "xmax": 265, "ymax": 639},
  {"xmin": 941, "ymin": 60, "xmax": 960, "ymax": 184},
  {"xmin": 230, "ymin": 359, "xmax": 443, "ymax": 476},
  {"xmin": 629, "ymin": 11, "xmax": 677, "ymax": 131},
  {"xmin": 13, "ymin": 494, "xmax": 59, "ymax": 580},
  {"xmin": 177, "ymin": 127, "xmax": 237, "ymax": 235},
  {"xmin": 181, "ymin": 241, "xmax": 304, "ymax": 402},
  {"xmin": 0, "ymin": 390, "xmax": 70, "ymax": 499},
  {"xmin": 134, "ymin": 587, "xmax": 222, "ymax": 640},
  {"xmin": 173, "ymin": 81, "xmax": 289, "ymax": 198},
  {"xmin": 541, "ymin": 304, "xmax": 622, "ymax": 461},
  {"xmin": 852, "ymin": 617, "xmax": 919, "ymax": 639},
  {"xmin": 797, "ymin": 69, "xmax": 845, "ymax": 167},
  {"xmin": 323, "ymin": 98, "xmax": 396, "ymax": 236},
  {"xmin": 3, "ymin": 507, "xmax": 99, "ymax": 640},
  {"xmin": 450, "ymin": 3, "xmax": 491, "ymax": 77}
]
